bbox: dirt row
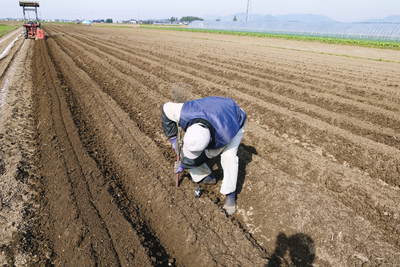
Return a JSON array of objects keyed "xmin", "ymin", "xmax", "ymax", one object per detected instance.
[
  {"xmin": 61, "ymin": 28, "xmax": 400, "ymax": 175},
  {"xmin": 106, "ymin": 28, "xmax": 400, "ymax": 92},
  {"xmin": 33, "ymin": 35, "xmax": 270, "ymax": 265},
  {"xmin": 33, "ymin": 39, "xmax": 162, "ymax": 266},
  {"xmin": 0, "ymin": 29, "xmax": 21, "ymax": 54},
  {"xmin": 37, "ymin": 24, "xmax": 400, "ymax": 265},
  {"xmin": 52, "ymin": 25, "xmax": 400, "ymax": 195},
  {"xmin": 2, "ymin": 24, "xmax": 400, "ymax": 265},
  {"xmin": 0, "ymin": 37, "xmax": 42, "ymax": 265},
  {"xmin": 0, "ymin": 30, "xmax": 23, "ymax": 81}
]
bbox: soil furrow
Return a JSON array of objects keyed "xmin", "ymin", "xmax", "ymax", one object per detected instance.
[
  {"xmin": 106, "ymin": 36, "xmax": 400, "ymax": 110},
  {"xmin": 49, "ymin": 31, "xmax": 280, "ymax": 258},
  {"xmin": 101, "ymin": 38, "xmax": 400, "ymax": 146},
  {"xmin": 65, "ymin": 92, "xmax": 173, "ymax": 266},
  {"xmin": 46, "ymin": 27, "xmax": 400, "ymax": 253},
  {"xmin": 194, "ymin": 55, "xmax": 400, "ymax": 112},
  {"xmin": 95, "ymin": 34, "xmax": 400, "ymax": 132},
  {"xmin": 55, "ymin": 28, "xmax": 400, "ymax": 189},
  {"xmin": 106, "ymin": 29, "xmax": 400, "ymax": 95},
  {"xmin": 33, "ymin": 40, "xmax": 156, "ymax": 266},
  {"xmin": 45, "ymin": 34, "xmax": 269, "ymax": 266},
  {"xmin": 50, "ymin": 34, "xmax": 173, "ymax": 157},
  {"xmin": 65, "ymin": 30, "xmax": 400, "ymax": 148},
  {"xmin": 0, "ymin": 39, "xmax": 47, "ymax": 266},
  {"xmin": 0, "ymin": 39, "xmax": 24, "ymax": 82},
  {"xmin": 22, "ymin": 24, "xmax": 400, "ymax": 266}
]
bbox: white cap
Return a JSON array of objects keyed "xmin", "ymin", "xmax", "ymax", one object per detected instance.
[
  {"xmin": 163, "ymin": 102, "xmax": 184, "ymax": 123},
  {"xmin": 182, "ymin": 124, "xmax": 211, "ymax": 159}
]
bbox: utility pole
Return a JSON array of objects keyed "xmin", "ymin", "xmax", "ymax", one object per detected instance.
[{"xmin": 246, "ymin": 0, "xmax": 250, "ymax": 23}]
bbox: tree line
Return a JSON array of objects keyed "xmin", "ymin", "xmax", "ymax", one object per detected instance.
[{"xmin": 163, "ymin": 16, "xmax": 203, "ymax": 24}]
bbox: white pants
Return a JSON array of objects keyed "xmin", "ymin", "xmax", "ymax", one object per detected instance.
[{"xmin": 189, "ymin": 127, "xmax": 245, "ymax": 195}]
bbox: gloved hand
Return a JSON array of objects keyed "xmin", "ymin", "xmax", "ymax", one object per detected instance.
[
  {"xmin": 169, "ymin": 137, "xmax": 177, "ymax": 152},
  {"xmin": 175, "ymin": 162, "xmax": 185, "ymax": 174}
]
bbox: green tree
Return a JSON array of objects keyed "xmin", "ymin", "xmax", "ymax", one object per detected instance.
[
  {"xmin": 170, "ymin": 17, "xmax": 179, "ymax": 23},
  {"xmin": 180, "ymin": 16, "xmax": 204, "ymax": 23},
  {"xmin": 105, "ymin": 18, "xmax": 113, "ymax": 23}
]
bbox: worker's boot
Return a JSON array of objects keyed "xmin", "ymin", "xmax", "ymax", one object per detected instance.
[
  {"xmin": 199, "ymin": 174, "xmax": 217, "ymax": 185},
  {"xmin": 223, "ymin": 192, "xmax": 236, "ymax": 215}
]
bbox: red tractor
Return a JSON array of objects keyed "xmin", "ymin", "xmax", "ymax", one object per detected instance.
[{"xmin": 19, "ymin": 1, "xmax": 45, "ymax": 40}]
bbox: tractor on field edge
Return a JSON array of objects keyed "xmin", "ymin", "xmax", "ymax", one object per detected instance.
[{"xmin": 19, "ymin": 1, "xmax": 46, "ymax": 40}]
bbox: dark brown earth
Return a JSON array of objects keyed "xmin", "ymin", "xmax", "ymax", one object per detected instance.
[{"xmin": 1, "ymin": 24, "xmax": 400, "ymax": 266}]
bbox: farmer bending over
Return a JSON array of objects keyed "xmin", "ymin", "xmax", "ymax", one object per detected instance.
[{"xmin": 161, "ymin": 96, "xmax": 247, "ymax": 215}]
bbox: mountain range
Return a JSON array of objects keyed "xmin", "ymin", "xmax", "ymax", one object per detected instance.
[
  {"xmin": 192, "ymin": 14, "xmax": 400, "ymax": 40},
  {"xmin": 203, "ymin": 13, "xmax": 400, "ymax": 24}
]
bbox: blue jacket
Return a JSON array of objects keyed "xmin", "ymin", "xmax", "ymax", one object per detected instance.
[{"xmin": 179, "ymin": 97, "xmax": 246, "ymax": 149}]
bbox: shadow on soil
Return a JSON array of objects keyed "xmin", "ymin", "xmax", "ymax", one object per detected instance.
[
  {"xmin": 210, "ymin": 145, "xmax": 315, "ymax": 266},
  {"xmin": 237, "ymin": 144, "xmax": 257, "ymax": 196},
  {"xmin": 266, "ymin": 232, "xmax": 316, "ymax": 267}
]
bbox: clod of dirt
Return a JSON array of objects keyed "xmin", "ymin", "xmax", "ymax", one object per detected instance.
[
  {"xmin": 15, "ymin": 160, "xmax": 30, "ymax": 184},
  {"xmin": 0, "ymin": 158, "xmax": 5, "ymax": 175}
]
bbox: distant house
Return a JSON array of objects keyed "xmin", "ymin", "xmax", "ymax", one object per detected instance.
[{"xmin": 121, "ymin": 19, "xmax": 137, "ymax": 24}]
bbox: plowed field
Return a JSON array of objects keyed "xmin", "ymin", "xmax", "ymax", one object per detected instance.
[{"xmin": 1, "ymin": 24, "xmax": 400, "ymax": 266}]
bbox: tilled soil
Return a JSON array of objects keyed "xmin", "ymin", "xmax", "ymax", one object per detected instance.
[
  {"xmin": 1, "ymin": 24, "xmax": 400, "ymax": 266},
  {"xmin": 0, "ymin": 33, "xmax": 42, "ymax": 265}
]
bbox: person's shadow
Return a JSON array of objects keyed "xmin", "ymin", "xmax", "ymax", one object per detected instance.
[
  {"xmin": 236, "ymin": 144, "xmax": 257, "ymax": 196},
  {"xmin": 267, "ymin": 232, "xmax": 316, "ymax": 267}
]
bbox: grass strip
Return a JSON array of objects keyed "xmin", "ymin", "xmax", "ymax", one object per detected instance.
[
  {"xmin": 140, "ymin": 25, "xmax": 400, "ymax": 50},
  {"xmin": 0, "ymin": 24, "xmax": 19, "ymax": 38}
]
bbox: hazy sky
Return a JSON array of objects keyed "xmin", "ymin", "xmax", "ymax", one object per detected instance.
[{"xmin": 2, "ymin": 0, "xmax": 399, "ymax": 22}]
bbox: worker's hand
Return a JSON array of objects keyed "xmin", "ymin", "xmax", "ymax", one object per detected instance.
[
  {"xmin": 175, "ymin": 162, "xmax": 185, "ymax": 174},
  {"xmin": 169, "ymin": 137, "xmax": 177, "ymax": 152}
]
